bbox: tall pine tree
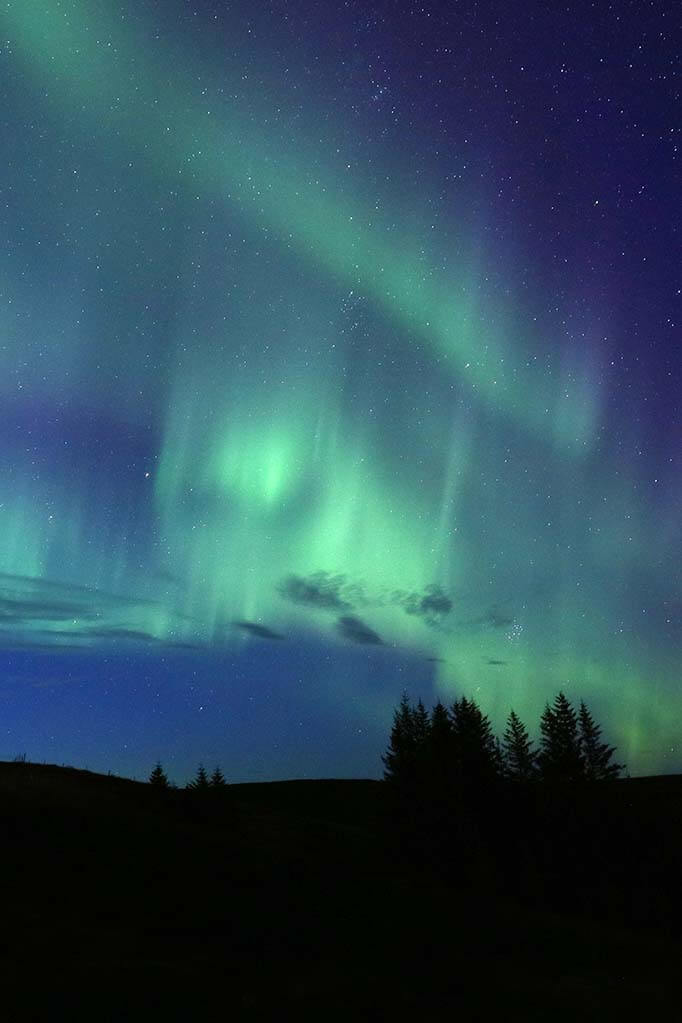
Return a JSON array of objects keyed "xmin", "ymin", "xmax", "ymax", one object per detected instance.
[
  {"xmin": 579, "ymin": 701, "xmax": 623, "ymax": 780},
  {"xmin": 537, "ymin": 692, "xmax": 584, "ymax": 782},
  {"xmin": 413, "ymin": 699, "xmax": 430, "ymax": 746},
  {"xmin": 450, "ymin": 696, "xmax": 499, "ymax": 787},
  {"xmin": 429, "ymin": 701, "xmax": 452, "ymax": 764},
  {"xmin": 502, "ymin": 710, "xmax": 536, "ymax": 780},
  {"xmin": 382, "ymin": 692, "xmax": 419, "ymax": 785}
]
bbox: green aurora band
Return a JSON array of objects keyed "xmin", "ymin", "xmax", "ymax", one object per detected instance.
[{"xmin": 1, "ymin": 1, "xmax": 679, "ymax": 775}]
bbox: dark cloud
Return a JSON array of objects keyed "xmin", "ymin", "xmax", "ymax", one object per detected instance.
[
  {"xmin": 278, "ymin": 572, "xmax": 355, "ymax": 612},
  {"xmin": 0, "ymin": 574, "xmax": 162, "ymax": 636},
  {"xmin": 0, "ymin": 597, "xmax": 99, "ymax": 622},
  {"xmin": 419, "ymin": 586, "xmax": 454, "ymax": 616},
  {"xmin": 394, "ymin": 584, "xmax": 453, "ymax": 627},
  {"xmin": 0, "ymin": 574, "xmax": 198, "ymax": 650},
  {"xmin": 232, "ymin": 620, "xmax": 285, "ymax": 641},
  {"xmin": 0, "ymin": 572, "xmax": 95, "ymax": 593},
  {"xmin": 278, "ymin": 573, "xmax": 454, "ymax": 634},
  {"xmin": 0, "ymin": 572, "xmax": 156, "ymax": 607},
  {"xmin": 482, "ymin": 609, "xmax": 514, "ymax": 629},
  {"xmin": 336, "ymin": 615, "xmax": 383, "ymax": 645},
  {"xmin": 20, "ymin": 625, "xmax": 193, "ymax": 647},
  {"xmin": 462, "ymin": 607, "xmax": 514, "ymax": 629},
  {"xmin": 0, "ymin": 638, "xmax": 89, "ymax": 651},
  {"xmin": 82, "ymin": 627, "xmax": 163, "ymax": 643}
]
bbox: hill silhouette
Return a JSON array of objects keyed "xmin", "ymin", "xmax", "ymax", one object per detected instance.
[{"xmin": 0, "ymin": 760, "xmax": 678, "ymax": 1018}]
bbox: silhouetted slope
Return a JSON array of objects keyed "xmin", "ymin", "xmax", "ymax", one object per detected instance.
[{"xmin": 0, "ymin": 762, "xmax": 677, "ymax": 1018}]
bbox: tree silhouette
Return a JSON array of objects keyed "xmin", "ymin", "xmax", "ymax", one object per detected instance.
[
  {"xmin": 149, "ymin": 761, "xmax": 169, "ymax": 788},
  {"xmin": 210, "ymin": 765, "xmax": 227, "ymax": 787},
  {"xmin": 450, "ymin": 695, "xmax": 499, "ymax": 787},
  {"xmin": 187, "ymin": 763, "xmax": 210, "ymax": 790},
  {"xmin": 502, "ymin": 710, "xmax": 536, "ymax": 780},
  {"xmin": 413, "ymin": 699, "xmax": 430, "ymax": 746},
  {"xmin": 428, "ymin": 701, "xmax": 452, "ymax": 771},
  {"xmin": 579, "ymin": 701, "xmax": 623, "ymax": 780},
  {"xmin": 382, "ymin": 692, "xmax": 419, "ymax": 786},
  {"xmin": 537, "ymin": 692, "xmax": 584, "ymax": 782}
]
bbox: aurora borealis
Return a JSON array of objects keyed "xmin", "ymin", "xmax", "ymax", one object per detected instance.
[{"xmin": 0, "ymin": 0, "xmax": 679, "ymax": 782}]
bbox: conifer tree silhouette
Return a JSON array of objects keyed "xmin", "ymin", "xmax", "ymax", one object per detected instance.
[
  {"xmin": 413, "ymin": 699, "xmax": 430, "ymax": 746},
  {"xmin": 428, "ymin": 701, "xmax": 452, "ymax": 769},
  {"xmin": 493, "ymin": 736, "xmax": 505, "ymax": 777},
  {"xmin": 578, "ymin": 701, "xmax": 623, "ymax": 780},
  {"xmin": 429, "ymin": 701, "xmax": 452, "ymax": 745},
  {"xmin": 537, "ymin": 692, "xmax": 584, "ymax": 782},
  {"xmin": 382, "ymin": 692, "xmax": 419, "ymax": 785},
  {"xmin": 502, "ymin": 710, "xmax": 536, "ymax": 780},
  {"xmin": 450, "ymin": 696, "xmax": 499, "ymax": 788},
  {"xmin": 412, "ymin": 698, "xmax": 431, "ymax": 786},
  {"xmin": 187, "ymin": 763, "xmax": 210, "ymax": 790},
  {"xmin": 149, "ymin": 761, "xmax": 169, "ymax": 788},
  {"xmin": 210, "ymin": 765, "xmax": 227, "ymax": 787}
]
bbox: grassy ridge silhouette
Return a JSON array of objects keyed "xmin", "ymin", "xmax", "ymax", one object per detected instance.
[{"xmin": 0, "ymin": 758, "xmax": 678, "ymax": 1016}]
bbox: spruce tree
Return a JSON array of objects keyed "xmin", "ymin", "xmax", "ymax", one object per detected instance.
[
  {"xmin": 502, "ymin": 710, "xmax": 536, "ymax": 780},
  {"xmin": 579, "ymin": 701, "xmax": 623, "ymax": 780},
  {"xmin": 428, "ymin": 701, "xmax": 454, "ymax": 794},
  {"xmin": 187, "ymin": 763, "xmax": 210, "ymax": 790},
  {"xmin": 149, "ymin": 761, "xmax": 169, "ymax": 788},
  {"xmin": 429, "ymin": 702, "xmax": 452, "ymax": 761},
  {"xmin": 493, "ymin": 736, "xmax": 505, "ymax": 777},
  {"xmin": 210, "ymin": 765, "xmax": 227, "ymax": 787},
  {"xmin": 382, "ymin": 692, "xmax": 418, "ymax": 785},
  {"xmin": 412, "ymin": 699, "xmax": 431, "ymax": 786},
  {"xmin": 413, "ymin": 699, "xmax": 430, "ymax": 746},
  {"xmin": 450, "ymin": 696, "xmax": 499, "ymax": 786},
  {"xmin": 537, "ymin": 692, "xmax": 584, "ymax": 782}
]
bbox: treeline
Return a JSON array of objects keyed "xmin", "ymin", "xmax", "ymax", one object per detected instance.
[
  {"xmin": 380, "ymin": 689, "xmax": 645, "ymax": 923},
  {"xmin": 383, "ymin": 690, "xmax": 622, "ymax": 794}
]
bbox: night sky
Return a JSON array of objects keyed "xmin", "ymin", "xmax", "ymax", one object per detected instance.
[{"xmin": 1, "ymin": 0, "xmax": 679, "ymax": 783}]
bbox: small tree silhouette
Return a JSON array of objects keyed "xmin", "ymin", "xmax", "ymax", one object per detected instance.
[
  {"xmin": 149, "ymin": 761, "xmax": 169, "ymax": 788},
  {"xmin": 579, "ymin": 701, "xmax": 623, "ymax": 780},
  {"xmin": 210, "ymin": 765, "xmax": 227, "ymax": 787},
  {"xmin": 502, "ymin": 710, "xmax": 536, "ymax": 780},
  {"xmin": 187, "ymin": 763, "xmax": 210, "ymax": 790}
]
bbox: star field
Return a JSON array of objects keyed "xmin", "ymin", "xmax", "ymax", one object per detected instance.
[{"xmin": 0, "ymin": 0, "xmax": 679, "ymax": 782}]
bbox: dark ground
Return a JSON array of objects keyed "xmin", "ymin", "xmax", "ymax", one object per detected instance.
[{"xmin": 0, "ymin": 763, "xmax": 678, "ymax": 1019}]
